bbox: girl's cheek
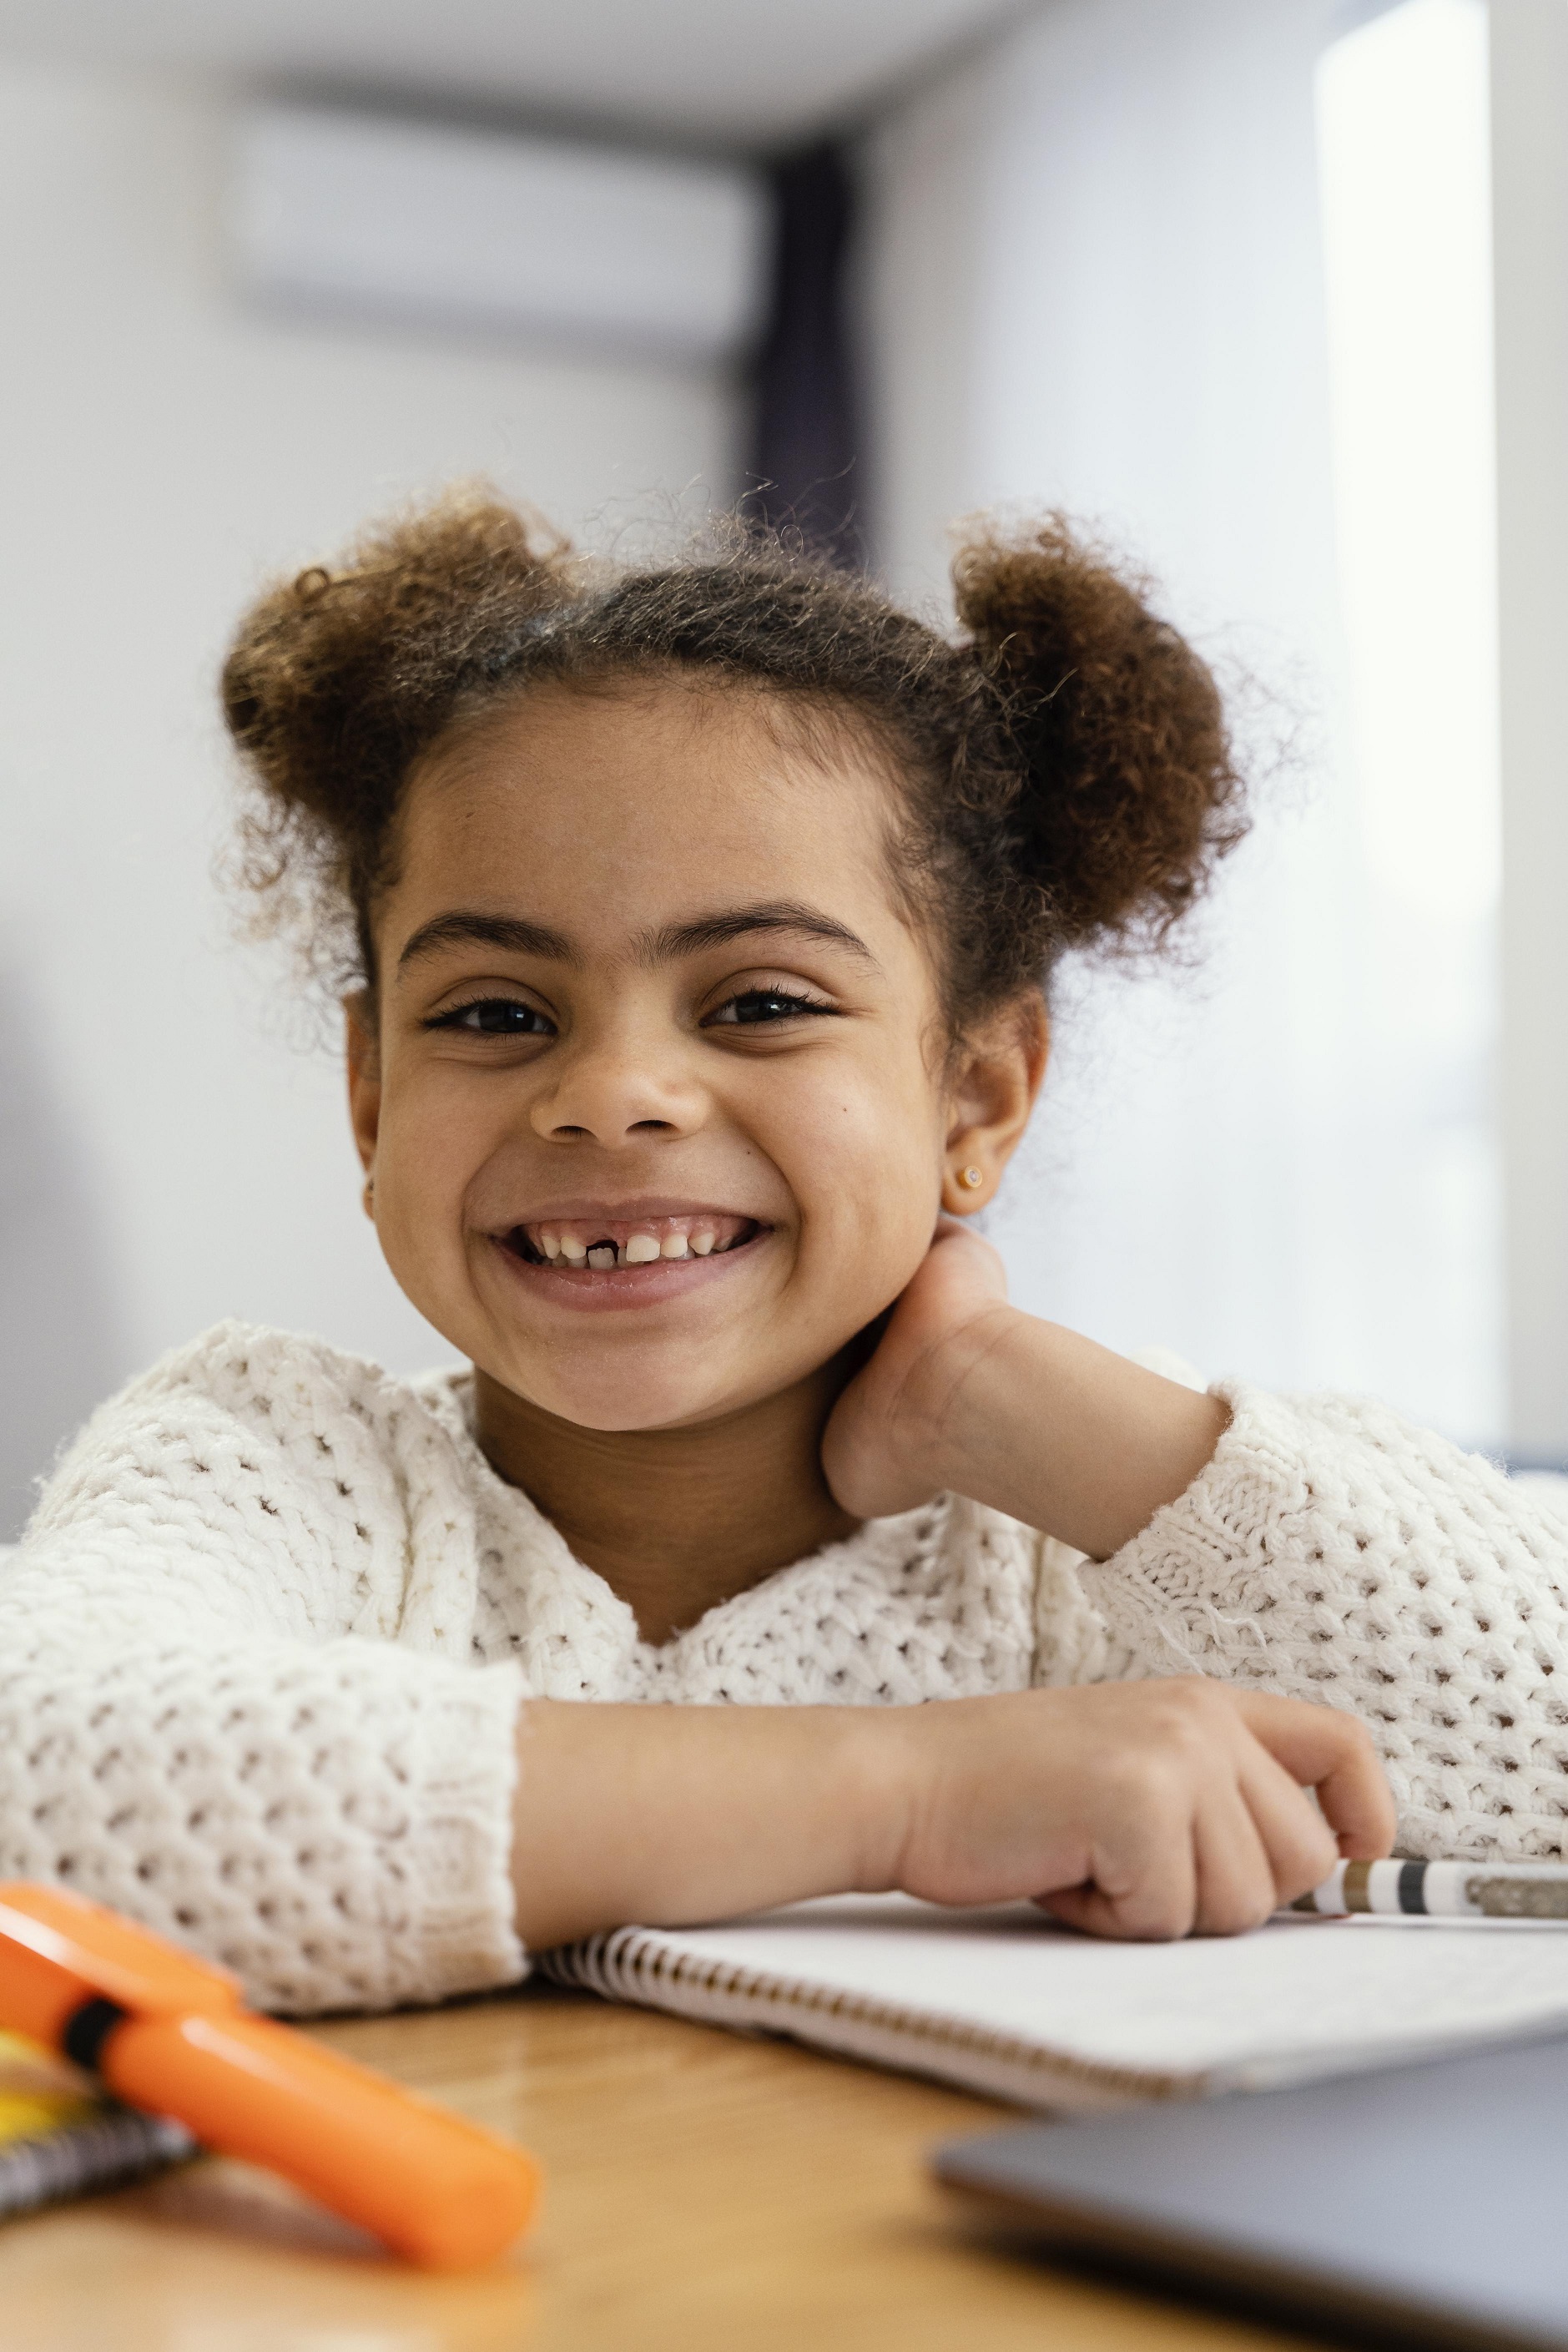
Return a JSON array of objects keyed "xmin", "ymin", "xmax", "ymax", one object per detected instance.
[
  {"xmin": 783, "ymin": 1081, "xmax": 941, "ymax": 1269},
  {"xmin": 769, "ymin": 1030, "xmax": 936, "ymax": 1158},
  {"xmin": 372, "ymin": 1120, "xmax": 487, "ymax": 1288}
]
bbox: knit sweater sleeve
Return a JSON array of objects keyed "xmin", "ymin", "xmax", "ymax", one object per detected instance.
[
  {"xmin": 0, "ymin": 1324, "xmax": 524, "ymax": 2014},
  {"xmin": 1078, "ymin": 1383, "xmax": 1568, "ymax": 1861}
]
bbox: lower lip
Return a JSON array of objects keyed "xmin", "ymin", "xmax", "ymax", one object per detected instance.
[{"xmin": 485, "ymin": 1232, "xmax": 768, "ymax": 1315}]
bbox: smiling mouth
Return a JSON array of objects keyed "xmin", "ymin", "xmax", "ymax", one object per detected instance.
[{"xmin": 501, "ymin": 1211, "xmax": 763, "ymax": 1272}]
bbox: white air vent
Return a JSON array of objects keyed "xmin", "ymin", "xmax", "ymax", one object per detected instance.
[{"xmin": 232, "ymin": 103, "xmax": 769, "ymax": 364}]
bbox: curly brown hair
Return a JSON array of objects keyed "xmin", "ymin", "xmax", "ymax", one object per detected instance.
[{"xmin": 221, "ymin": 486, "xmax": 1247, "ymax": 1033}]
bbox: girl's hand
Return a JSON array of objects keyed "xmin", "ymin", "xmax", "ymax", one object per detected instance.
[
  {"xmin": 878, "ymin": 1678, "xmax": 1395, "ymax": 1938},
  {"xmin": 823, "ymin": 1224, "xmax": 1231, "ymax": 1558},
  {"xmin": 823, "ymin": 1219, "xmax": 1013, "ymax": 1519}
]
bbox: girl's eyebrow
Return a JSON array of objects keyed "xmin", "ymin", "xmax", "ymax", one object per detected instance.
[
  {"xmin": 397, "ymin": 911, "xmax": 579, "ymax": 972},
  {"xmin": 396, "ymin": 902, "xmax": 880, "ymax": 976},
  {"xmin": 639, "ymin": 903, "xmax": 880, "ymax": 968}
]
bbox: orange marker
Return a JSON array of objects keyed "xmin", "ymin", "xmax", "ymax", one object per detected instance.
[{"xmin": 0, "ymin": 1881, "xmax": 540, "ymax": 2267}]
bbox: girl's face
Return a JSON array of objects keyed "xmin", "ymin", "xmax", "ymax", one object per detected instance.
[{"xmin": 349, "ymin": 679, "xmax": 1034, "ymax": 1431}]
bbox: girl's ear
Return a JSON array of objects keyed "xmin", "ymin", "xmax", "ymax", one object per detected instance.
[
  {"xmin": 940, "ymin": 997, "xmax": 1048, "ymax": 1215},
  {"xmin": 345, "ymin": 991, "xmax": 381, "ymax": 1202}
]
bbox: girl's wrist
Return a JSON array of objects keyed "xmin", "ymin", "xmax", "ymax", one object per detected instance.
[
  {"xmin": 842, "ymin": 1705, "xmax": 927, "ymax": 1895},
  {"xmin": 512, "ymin": 1698, "xmax": 920, "ymax": 1945}
]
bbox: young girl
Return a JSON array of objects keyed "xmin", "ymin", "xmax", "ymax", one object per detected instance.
[{"xmin": 5, "ymin": 492, "xmax": 1565, "ymax": 2018}]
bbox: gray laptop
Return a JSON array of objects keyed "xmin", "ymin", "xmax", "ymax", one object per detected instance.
[{"xmin": 935, "ymin": 2031, "xmax": 1568, "ymax": 2349}]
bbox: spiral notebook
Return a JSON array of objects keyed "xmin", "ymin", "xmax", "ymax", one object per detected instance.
[
  {"xmin": 0, "ymin": 2032, "xmax": 194, "ymax": 2218},
  {"xmin": 541, "ymin": 1892, "xmax": 1568, "ymax": 2112}
]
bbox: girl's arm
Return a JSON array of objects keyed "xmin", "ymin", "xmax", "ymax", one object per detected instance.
[
  {"xmin": 1082, "ymin": 1384, "xmax": 1568, "ymax": 1862},
  {"xmin": 511, "ymin": 1678, "xmax": 1389, "ymax": 1948},
  {"xmin": 2, "ymin": 1325, "xmax": 524, "ymax": 2016},
  {"xmin": 0, "ymin": 1548, "xmax": 523, "ymax": 2016},
  {"xmin": 824, "ymin": 1225, "xmax": 1568, "ymax": 1862}
]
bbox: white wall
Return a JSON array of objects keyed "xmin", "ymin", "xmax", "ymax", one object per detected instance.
[
  {"xmin": 865, "ymin": 0, "xmax": 1509, "ymax": 1441},
  {"xmin": 1492, "ymin": 0, "xmax": 1568, "ymax": 1461},
  {"xmin": 0, "ymin": 57, "xmax": 735, "ymax": 1534}
]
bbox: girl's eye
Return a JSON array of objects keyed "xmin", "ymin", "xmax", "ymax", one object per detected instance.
[
  {"xmin": 706, "ymin": 989, "xmax": 834, "ymax": 1027},
  {"xmin": 428, "ymin": 998, "xmax": 553, "ymax": 1037}
]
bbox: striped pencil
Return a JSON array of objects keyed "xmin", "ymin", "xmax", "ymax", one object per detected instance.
[{"xmin": 1295, "ymin": 1857, "xmax": 1568, "ymax": 1920}]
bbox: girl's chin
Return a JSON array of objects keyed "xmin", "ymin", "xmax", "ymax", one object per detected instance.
[
  {"xmin": 471, "ymin": 1230, "xmax": 789, "ymax": 1429},
  {"xmin": 497, "ymin": 1360, "xmax": 772, "ymax": 1435}
]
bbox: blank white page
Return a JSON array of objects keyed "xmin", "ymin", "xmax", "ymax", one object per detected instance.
[{"xmin": 645, "ymin": 1894, "xmax": 1568, "ymax": 2091}]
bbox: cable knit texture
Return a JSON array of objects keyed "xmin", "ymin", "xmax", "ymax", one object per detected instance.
[{"xmin": 5, "ymin": 1321, "xmax": 1567, "ymax": 2013}]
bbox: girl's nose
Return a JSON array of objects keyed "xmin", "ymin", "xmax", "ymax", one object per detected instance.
[{"xmin": 529, "ymin": 1036, "xmax": 705, "ymax": 1147}]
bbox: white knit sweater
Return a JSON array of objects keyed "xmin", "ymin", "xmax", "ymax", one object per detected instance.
[{"xmin": 4, "ymin": 1320, "xmax": 1568, "ymax": 2015}]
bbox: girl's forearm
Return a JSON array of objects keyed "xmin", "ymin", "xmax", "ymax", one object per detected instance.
[
  {"xmin": 920, "ymin": 1310, "xmax": 1229, "ymax": 1558},
  {"xmin": 511, "ymin": 1681, "xmax": 1393, "ymax": 1954},
  {"xmin": 510, "ymin": 1698, "xmax": 899, "ymax": 1949}
]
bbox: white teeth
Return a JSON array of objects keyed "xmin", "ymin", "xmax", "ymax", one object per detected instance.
[{"xmin": 528, "ymin": 1219, "xmax": 748, "ymax": 1266}]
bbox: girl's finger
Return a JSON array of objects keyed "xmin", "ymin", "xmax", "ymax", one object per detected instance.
[
  {"xmin": 1234, "ymin": 1740, "xmax": 1341, "ymax": 1907},
  {"xmin": 1233, "ymin": 1692, "xmax": 1398, "ymax": 1859},
  {"xmin": 1189, "ymin": 1785, "xmax": 1280, "ymax": 1936},
  {"xmin": 1038, "ymin": 1800, "xmax": 1198, "ymax": 1941}
]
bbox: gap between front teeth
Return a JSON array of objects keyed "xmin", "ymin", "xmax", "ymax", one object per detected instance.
[{"xmin": 533, "ymin": 1223, "xmax": 729, "ymax": 1268}]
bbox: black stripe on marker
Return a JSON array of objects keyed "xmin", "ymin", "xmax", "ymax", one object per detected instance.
[
  {"xmin": 1398, "ymin": 1859, "xmax": 1428, "ymax": 1915},
  {"xmin": 62, "ymin": 1994, "xmax": 129, "ymax": 2076}
]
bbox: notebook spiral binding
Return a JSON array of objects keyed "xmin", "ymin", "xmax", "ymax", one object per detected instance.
[
  {"xmin": 0, "ymin": 2107, "xmax": 195, "ymax": 2219},
  {"xmin": 539, "ymin": 1926, "xmax": 1187, "ymax": 2110}
]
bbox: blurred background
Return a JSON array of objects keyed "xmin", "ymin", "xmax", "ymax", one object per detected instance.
[{"xmin": 3, "ymin": 0, "xmax": 1565, "ymax": 1537}]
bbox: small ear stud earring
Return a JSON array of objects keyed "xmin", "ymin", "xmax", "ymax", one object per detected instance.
[
  {"xmin": 362, "ymin": 1176, "xmax": 376, "ymax": 1212},
  {"xmin": 959, "ymin": 1165, "xmax": 985, "ymax": 1191}
]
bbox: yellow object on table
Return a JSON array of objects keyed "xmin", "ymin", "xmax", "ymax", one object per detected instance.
[{"xmin": 0, "ymin": 2030, "xmax": 192, "ymax": 2217}]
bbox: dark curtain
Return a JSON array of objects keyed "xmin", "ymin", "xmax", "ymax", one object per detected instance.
[{"xmin": 746, "ymin": 140, "xmax": 865, "ymax": 565}]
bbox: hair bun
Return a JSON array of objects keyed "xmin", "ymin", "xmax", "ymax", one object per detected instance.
[
  {"xmin": 222, "ymin": 487, "xmax": 572, "ymax": 838},
  {"xmin": 951, "ymin": 518, "xmax": 1246, "ymax": 950}
]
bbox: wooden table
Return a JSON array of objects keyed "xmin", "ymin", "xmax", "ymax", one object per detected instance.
[{"xmin": 0, "ymin": 1982, "xmax": 1299, "ymax": 2352}]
